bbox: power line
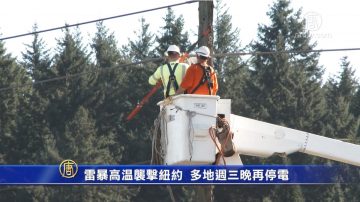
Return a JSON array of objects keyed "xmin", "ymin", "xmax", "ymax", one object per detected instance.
[
  {"xmin": 0, "ymin": 0, "xmax": 199, "ymax": 41},
  {"xmin": 213, "ymin": 48, "xmax": 360, "ymax": 57},
  {"xmin": 1, "ymin": 47, "xmax": 360, "ymax": 93},
  {"xmin": 0, "ymin": 57, "xmax": 163, "ymax": 92}
]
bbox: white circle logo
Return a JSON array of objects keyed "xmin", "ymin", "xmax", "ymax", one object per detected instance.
[{"xmin": 304, "ymin": 12, "xmax": 322, "ymax": 31}]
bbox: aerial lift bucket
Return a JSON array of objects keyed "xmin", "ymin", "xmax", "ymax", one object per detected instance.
[{"xmin": 157, "ymin": 94, "xmax": 219, "ymax": 165}]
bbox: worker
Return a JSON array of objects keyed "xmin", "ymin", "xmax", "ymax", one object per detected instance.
[
  {"xmin": 175, "ymin": 46, "xmax": 218, "ymax": 95},
  {"xmin": 148, "ymin": 45, "xmax": 189, "ymax": 98}
]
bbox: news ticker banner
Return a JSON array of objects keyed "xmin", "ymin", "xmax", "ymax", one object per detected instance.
[{"xmin": 0, "ymin": 160, "xmax": 359, "ymax": 185}]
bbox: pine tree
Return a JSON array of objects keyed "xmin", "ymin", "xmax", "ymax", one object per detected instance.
[
  {"xmin": 322, "ymin": 57, "xmax": 360, "ymax": 202},
  {"xmin": 155, "ymin": 8, "xmax": 191, "ymax": 55},
  {"xmin": 90, "ymin": 22, "xmax": 126, "ymax": 162},
  {"xmin": 39, "ymin": 24, "xmax": 137, "ymax": 202},
  {"xmin": 351, "ymin": 89, "xmax": 360, "ymax": 119},
  {"xmin": 213, "ymin": 0, "xmax": 241, "ymax": 77},
  {"xmin": 43, "ymin": 27, "xmax": 96, "ymax": 200},
  {"xmin": 0, "ymin": 40, "xmax": 32, "ymax": 163},
  {"xmin": 351, "ymin": 84, "xmax": 360, "ymax": 145},
  {"xmin": 48, "ymin": 26, "xmax": 94, "ymax": 137},
  {"xmin": 0, "ymin": 24, "xmax": 61, "ymax": 201},
  {"xmin": 92, "ymin": 21, "xmax": 157, "ymax": 165},
  {"xmin": 21, "ymin": 24, "xmax": 54, "ymax": 85},
  {"xmin": 337, "ymin": 57, "xmax": 358, "ymax": 102},
  {"xmin": 122, "ymin": 18, "xmax": 156, "ymax": 61},
  {"xmin": 19, "ymin": 24, "xmax": 59, "ymax": 164},
  {"xmin": 118, "ymin": 17, "xmax": 161, "ymax": 165},
  {"xmin": 54, "ymin": 106, "xmax": 136, "ymax": 201},
  {"xmin": 91, "ymin": 22, "xmax": 122, "ymax": 69},
  {"xmin": 91, "ymin": 21, "xmax": 156, "ymax": 190},
  {"xmin": 61, "ymin": 106, "xmax": 113, "ymax": 164},
  {"xmin": 323, "ymin": 57, "xmax": 358, "ymax": 140},
  {"xmin": 245, "ymin": 0, "xmax": 328, "ymax": 200},
  {"xmin": 249, "ymin": 0, "xmax": 325, "ymax": 132},
  {"xmin": 213, "ymin": 0, "xmax": 249, "ymax": 114},
  {"xmin": 119, "ymin": 18, "xmax": 172, "ymax": 202},
  {"xmin": 0, "ymin": 32, "xmax": 35, "ymax": 201}
]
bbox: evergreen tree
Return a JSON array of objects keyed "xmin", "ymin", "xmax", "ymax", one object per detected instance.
[
  {"xmin": 213, "ymin": 0, "xmax": 249, "ymax": 115},
  {"xmin": 44, "ymin": 27, "xmax": 100, "ymax": 200},
  {"xmin": 91, "ymin": 21, "xmax": 151, "ymax": 198},
  {"xmin": 90, "ymin": 22, "xmax": 126, "ymax": 162},
  {"xmin": 244, "ymin": 0, "xmax": 327, "ymax": 200},
  {"xmin": 1, "ymin": 24, "xmax": 61, "ymax": 201},
  {"xmin": 351, "ymin": 84, "xmax": 360, "ymax": 151},
  {"xmin": 213, "ymin": 0, "xmax": 241, "ymax": 77},
  {"xmin": 48, "ymin": 26, "xmax": 94, "ymax": 140},
  {"xmin": 91, "ymin": 22, "xmax": 122, "ymax": 69},
  {"xmin": 119, "ymin": 17, "xmax": 162, "ymax": 165},
  {"xmin": 155, "ymin": 8, "xmax": 191, "ymax": 55},
  {"xmin": 21, "ymin": 24, "xmax": 54, "ymax": 84},
  {"xmin": 53, "ymin": 106, "xmax": 135, "ymax": 201},
  {"xmin": 337, "ymin": 57, "xmax": 358, "ymax": 102},
  {"xmin": 61, "ymin": 106, "xmax": 114, "ymax": 164},
  {"xmin": 19, "ymin": 24, "xmax": 59, "ymax": 164},
  {"xmin": 0, "ymin": 33, "xmax": 34, "ymax": 201},
  {"xmin": 249, "ymin": 0, "xmax": 324, "ymax": 132},
  {"xmin": 346, "ymin": 57, "xmax": 360, "ymax": 125},
  {"xmin": 323, "ymin": 57, "xmax": 358, "ymax": 140},
  {"xmin": 41, "ymin": 25, "xmax": 137, "ymax": 200},
  {"xmin": 351, "ymin": 88, "xmax": 360, "ymax": 119},
  {"xmin": 119, "ymin": 18, "xmax": 173, "ymax": 202},
  {"xmin": 0, "ymin": 40, "xmax": 32, "ymax": 163},
  {"xmin": 322, "ymin": 57, "xmax": 360, "ymax": 202},
  {"xmin": 92, "ymin": 21, "xmax": 157, "ymax": 165},
  {"xmin": 122, "ymin": 18, "xmax": 156, "ymax": 61}
]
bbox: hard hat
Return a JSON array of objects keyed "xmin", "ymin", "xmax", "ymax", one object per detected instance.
[
  {"xmin": 195, "ymin": 46, "xmax": 211, "ymax": 58},
  {"xmin": 166, "ymin": 45, "xmax": 181, "ymax": 54}
]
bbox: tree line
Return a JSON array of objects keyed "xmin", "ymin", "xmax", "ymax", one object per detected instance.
[{"xmin": 0, "ymin": 0, "xmax": 359, "ymax": 201}]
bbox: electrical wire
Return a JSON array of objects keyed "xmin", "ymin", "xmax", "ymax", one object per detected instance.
[
  {"xmin": 212, "ymin": 47, "xmax": 360, "ymax": 57},
  {"xmin": 1, "ymin": 47, "xmax": 360, "ymax": 93},
  {"xmin": 0, "ymin": 0, "xmax": 199, "ymax": 41},
  {"xmin": 0, "ymin": 57, "xmax": 162, "ymax": 92}
]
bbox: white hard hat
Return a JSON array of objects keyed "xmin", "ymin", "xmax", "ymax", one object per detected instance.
[
  {"xmin": 195, "ymin": 46, "xmax": 211, "ymax": 58},
  {"xmin": 166, "ymin": 45, "xmax": 181, "ymax": 54}
]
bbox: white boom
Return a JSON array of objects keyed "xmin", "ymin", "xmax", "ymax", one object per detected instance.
[
  {"xmin": 158, "ymin": 95, "xmax": 360, "ymax": 167},
  {"xmin": 230, "ymin": 114, "xmax": 360, "ymax": 167}
]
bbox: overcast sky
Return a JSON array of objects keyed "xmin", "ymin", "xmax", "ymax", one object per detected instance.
[{"xmin": 1, "ymin": 0, "xmax": 360, "ymax": 80}]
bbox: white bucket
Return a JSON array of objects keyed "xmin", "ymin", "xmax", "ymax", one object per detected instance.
[{"xmin": 158, "ymin": 94, "xmax": 219, "ymax": 165}]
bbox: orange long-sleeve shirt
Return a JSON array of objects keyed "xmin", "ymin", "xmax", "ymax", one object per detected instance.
[{"xmin": 180, "ymin": 63, "xmax": 218, "ymax": 95}]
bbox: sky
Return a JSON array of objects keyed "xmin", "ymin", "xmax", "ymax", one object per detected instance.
[{"xmin": 1, "ymin": 0, "xmax": 360, "ymax": 80}]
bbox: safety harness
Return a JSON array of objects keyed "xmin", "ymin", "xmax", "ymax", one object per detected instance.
[
  {"xmin": 190, "ymin": 65, "xmax": 213, "ymax": 95},
  {"xmin": 165, "ymin": 63, "xmax": 179, "ymax": 98}
]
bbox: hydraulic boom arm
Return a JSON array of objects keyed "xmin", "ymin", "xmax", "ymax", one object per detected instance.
[{"xmin": 230, "ymin": 114, "xmax": 360, "ymax": 167}]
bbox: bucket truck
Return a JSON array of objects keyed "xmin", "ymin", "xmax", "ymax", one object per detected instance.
[{"xmin": 157, "ymin": 94, "xmax": 360, "ymax": 167}]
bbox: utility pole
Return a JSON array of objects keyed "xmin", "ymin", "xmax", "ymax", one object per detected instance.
[
  {"xmin": 195, "ymin": 1, "xmax": 214, "ymax": 202},
  {"xmin": 198, "ymin": 0, "xmax": 214, "ymax": 49},
  {"xmin": 198, "ymin": 0, "xmax": 214, "ymax": 67}
]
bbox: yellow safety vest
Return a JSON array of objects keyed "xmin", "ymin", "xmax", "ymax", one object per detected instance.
[{"xmin": 149, "ymin": 61, "xmax": 189, "ymax": 97}]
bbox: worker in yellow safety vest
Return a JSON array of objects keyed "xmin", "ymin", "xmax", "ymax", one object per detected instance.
[{"xmin": 148, "ymin": 45, "xmax": 189, "ymax": 98}]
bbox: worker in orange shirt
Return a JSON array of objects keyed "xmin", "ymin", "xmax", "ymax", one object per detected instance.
[{"xmin": 175, "ymin": 46, "xmax": 218, "ymax": 95}]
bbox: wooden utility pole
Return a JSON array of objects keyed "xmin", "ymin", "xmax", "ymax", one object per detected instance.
[
  {"xmin": 198, "ymin": 0, "xmax": 214, "ymax": 50},
  {"xmin": 198, "ymin": 0, "xmax": 214, "ymax": 67},
  {"xmin": 195, "ymin": 1, "xmax": 214, "ymax": 202}
]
